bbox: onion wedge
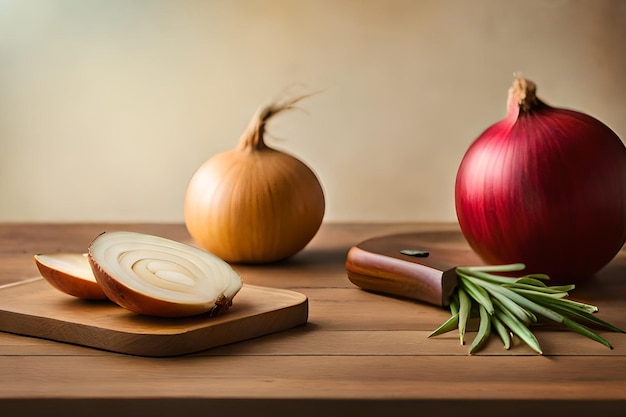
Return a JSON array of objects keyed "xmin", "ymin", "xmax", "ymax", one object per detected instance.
[
  {"xmin": 34, "ymin": 253, "xmax": 108, "ymax": 300},
  {"xmin": 87, "ymin": 231, "xmax": 243, "ymax": 318}
]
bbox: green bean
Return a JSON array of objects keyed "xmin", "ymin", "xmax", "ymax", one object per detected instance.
[
  {"xmin": 503, "ymin": 282, "xmax": 571, "ymax": 295},
  {"xmin": 460, "ymin": 263, "xmax": 526, "ymax": 274},
  {"xmin": 449, "ymin": 294, "xmax": 460, "ymax": 316},
  {"xmin": 490, "ymin": 314, "xmax": 511, "ymax": 350},
  {"xmin": 458, "ymin": 287, "xmax": 472, "ymax": 345},
  {"xmin": 515, "ymin": 277, "xmax": 549, "ymax": 287},
  {"xmin": 491, "ymin": 297, "xmax": 520, "ymax": 324},
  {"xmin": 544, "ymin": 284, "xmax": 576, "ymax": 292},
  {"xmin": 508, "ymin": 286, "xmax": 568, "ymax": 299},
  {"xmin": 521, "ymin": 273, "xmax": 550, "ymax": 281},
  {"xmin": 427, "ymin": 263, "xmax": 622, "ymax": 355},
  {"xmin": 542, "ymin": 301, "xmax": 624, "ymax": 333},
  {"xmin": 429, "ymin": 312, "xmax": 459, "ymax": 337},
  {"xmin": 510, "ymin": 294, "xmax": 603, "ymax": 345},
  {"xmin": 562, "ymin": 317, "xmax": 613, "ymax": 349},
  {"xmin": 456, "ymin": 268, "xmax": 521, "ymax": 285},
  {"xmin": 556, "ymin": 298, "xmax": 598, "ymax": 314},
  {"xmin": 473, "ymin": 278, "xmax": 561, "ymax": 323},
  {"xmin": 528, "ymin": 294, "xmax": 598, "ymax": 314},
  {"xmin": 469, "ymin": 304, "xmax": 492, "ymax": 354},
  {"xmin": 458, "ymin": 272, "xmax": 494, "ymax": 314},
  {"xmin": 511, "ymin": 293, "xmax": 613, "ymax": 347},
  {"xmin": 494, "ymin": 306, "xmax": 543, "ymax": 354},
  {"xmin": 474, "ymin": 278, "xmax": 536, "ymax": 324}
]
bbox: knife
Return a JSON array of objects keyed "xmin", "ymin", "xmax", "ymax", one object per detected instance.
[{"xmin": 344, "ymin": 232, "xmax": 483, "ymax": 307}]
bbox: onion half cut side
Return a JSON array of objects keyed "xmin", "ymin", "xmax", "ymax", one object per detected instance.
[
  {"xmin": 34, "ymin": 253, "xmax": 108, "ymax": 300},
  {"xmin": 87, "ymin": 231, "xmax": 244, "ymax": 318}
]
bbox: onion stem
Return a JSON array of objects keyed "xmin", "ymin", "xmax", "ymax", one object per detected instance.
[{"xmin": 429, "ymin": 263, "xmax": 624, "ymax": 355}]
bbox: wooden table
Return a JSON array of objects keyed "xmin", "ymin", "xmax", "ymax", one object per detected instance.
[{"xmin": 1, "ymin": 223, "xmax": 625, "ymax": 417}]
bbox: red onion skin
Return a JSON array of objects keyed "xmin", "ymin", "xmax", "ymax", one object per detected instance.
[{"xmin": 455, "ymin": 80, "xmax": 626, "ymax": 283}]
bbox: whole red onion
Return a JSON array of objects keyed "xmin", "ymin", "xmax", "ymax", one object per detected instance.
[{"xmin": 455, "ymin": 77, "xmax": 626, "ymax": 283}]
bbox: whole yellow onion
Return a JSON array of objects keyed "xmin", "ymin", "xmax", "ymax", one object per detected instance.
[{"xmin": 184, "ymin": 95, "xmax": 325, "ymax": 264}]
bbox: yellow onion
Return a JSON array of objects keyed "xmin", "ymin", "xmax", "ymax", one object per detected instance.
[
  {"xmin": 34, "ymin": 253, "xmax": 107, "ymax": 300},
  {"xmin": 88, "ymin": 231, "xmax": 243, "ymax": 318},
  {"xmin": 184, "ymin": 95, "xmax": 325, "ymax": 264}
]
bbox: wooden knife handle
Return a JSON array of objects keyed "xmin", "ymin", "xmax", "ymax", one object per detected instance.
[
  {"xmin": 345, "ymin": 246, "xmax": 452, "ymax": 306},
  {"xmin": 344, "ymin": 233, "xmax": 469, "ymax": 307}
]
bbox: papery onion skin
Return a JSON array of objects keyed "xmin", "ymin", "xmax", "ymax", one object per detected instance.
[
  {"xmin": 88, "ymin": 231, "xmax": 243, "ymax": 318},
  {"xmin": 34, "ymin": 253, "xmax": 108, "ymax": 300},
  {"xmin": 455, "ymin": 77, "xmax": 626, "ymax": 283},
  {"xmin": 184, "ymin": 95, "xmax": 325, "ymax": 264}
]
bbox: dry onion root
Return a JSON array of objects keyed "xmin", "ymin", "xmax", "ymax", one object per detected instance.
[{"xmin": 87, "ymin": 231, "xmax": 243, "ymax": 318}]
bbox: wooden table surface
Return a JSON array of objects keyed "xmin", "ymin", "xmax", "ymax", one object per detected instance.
[{"xmin": 1, "ymin": 222, "xmax": 625, "ymax": 417}]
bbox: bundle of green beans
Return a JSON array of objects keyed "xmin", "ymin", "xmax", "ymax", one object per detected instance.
[{"xmin": 429, "ymin": 263, "xmax": 624, "ymax": 354}]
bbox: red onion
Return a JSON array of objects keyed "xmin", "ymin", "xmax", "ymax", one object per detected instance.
[{"xmin": 455, "ymin": 77, "xmax": 626, "ymax": 283}]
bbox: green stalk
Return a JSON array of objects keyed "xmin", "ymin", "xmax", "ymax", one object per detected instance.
[
  {"xmin": 458, "ymin": 272, "xmax": 494, "ymax": 314},
  {"xmin": 523, "ymin": 292, "xmax": 598, "ymax": 314},
  {"xmin": 456, "ymin": 268, "xmax": 521, "ymax": 285},
  {"xmin": 543, "ymin": 301, "xmax": 624, "ymax": 333},
  {"xmin": 449, "ymin": 295, "xmax": 460, "ymax": 316},
  {"xmin": 471, "ymin": 277, "xmax": 536, "ymax": 324},
  {"xmin": 429, "ymin": 312, "xmax": 459, "ymax": 337},
  {"xmin": 460, "ymin": 263, "xmax": 527, "ymax": 274},
  {"xmin": 508, "ymin": 287, "xmax": 569, "ymax": 299},
  {"xmin": 494, "ymin": 307, "xmax": 543, "ymax": 354},
  {"xmin": 471, "ymin": 278, "xmax": 562, "ymax": 323},
  {"xmin": 521, "ymin": 273, "xmax": 551, "ymax": 281},
  {"xmin": 562, "ymin": 318, "xmax": 613, "ymax": 349},
  {"xmin": 427, "ymin": 263, "xmax": 622, "ymax": 355},
  {"xmin": 458, "ymin": 287, "xmax": 472, "ymax": 345},
  {"xmin": 485, "ymin": 283, "xmax": 613, "ymax": 346},
  {"xmin": 503, "ymin": 282, "xmax": 572, "ymax": 295},
  {"xmin": 514, "ymin": 276, "xmax": 549, "ymax": 287},
  {"xmin": 490, "ymin": 314, "xmax": 511, "ymax": 350},
  {"xmin": 469, "ymin": 304, "xmax": 491, "ymax": 354}
]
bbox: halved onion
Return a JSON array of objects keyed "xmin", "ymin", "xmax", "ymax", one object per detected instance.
[
  {"xmin": 87, "ymin": 231, "xmax": 243, "ymax": 318},
  {"xmin": 34, "ymin": 253, "xmax": 108, "ymax": 300}
]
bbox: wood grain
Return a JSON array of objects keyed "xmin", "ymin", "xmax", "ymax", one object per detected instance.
[{"xmin": 1, "ymin": 222, "xmax": 625, "ymax": 417}]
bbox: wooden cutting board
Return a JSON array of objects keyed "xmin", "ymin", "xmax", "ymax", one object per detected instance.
[{"xmin": 0, "ymin": 278, "xmax": 308, "ymax": 357}]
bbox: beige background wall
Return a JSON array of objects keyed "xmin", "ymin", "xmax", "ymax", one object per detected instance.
[{"xmin": 1, "ymin": 0, "xmax": 625, "ymax": 223}]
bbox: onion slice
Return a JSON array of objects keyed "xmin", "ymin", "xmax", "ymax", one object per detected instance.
[
  {"xmin": 87, "ymin": 231, "xmax": 243, "ymax": 318},
  {"xmin": 34, "ymin": 253, "xmax": 108, "ymax": 300}
]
